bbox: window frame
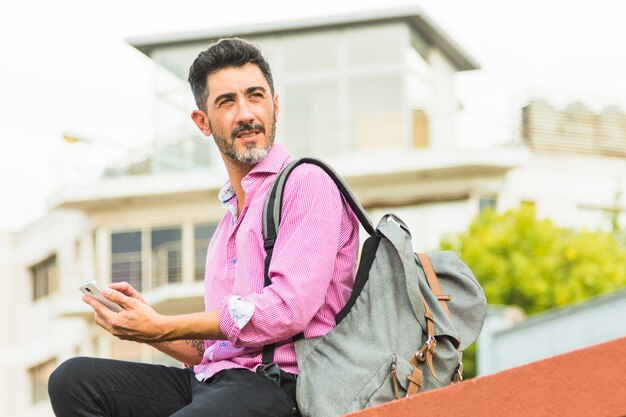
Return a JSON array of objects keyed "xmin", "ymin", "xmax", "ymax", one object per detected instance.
[
  {"xmin": 30, "ymin": 254, "xmax": 58, "ymax": 301},
  {"xmin": 28, "ymin": 357, "xmax": 57, "ymax": 404}
]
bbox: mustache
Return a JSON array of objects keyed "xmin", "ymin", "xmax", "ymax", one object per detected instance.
[{"xmin": 231, "ymin": 122, "xmax": 265, "ymax": 140}]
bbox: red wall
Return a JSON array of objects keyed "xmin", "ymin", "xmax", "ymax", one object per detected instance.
[{"xmin": 348, "ymin": 336, "xmax": 626, "ymax": 417}]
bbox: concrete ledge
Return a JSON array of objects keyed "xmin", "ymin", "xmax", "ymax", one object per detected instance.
[{"xmin": 348, "ymin": 336, "xmax": 626, "ymax": 417}]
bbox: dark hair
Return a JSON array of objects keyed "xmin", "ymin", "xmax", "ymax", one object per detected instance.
[{"xmin": 188, "ymin": 37, "xmax": 275, "ymax": 112}]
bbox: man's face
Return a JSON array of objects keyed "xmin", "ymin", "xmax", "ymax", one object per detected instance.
[{"xmin": 198, "ymin": 63, "xmax": 278, "ymax": 167}]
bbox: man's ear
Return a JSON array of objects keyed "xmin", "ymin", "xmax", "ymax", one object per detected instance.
[
  {"xmin": 273, "ymin": 94, "xmax": 279, "ymax": 122},
  {"xmin": 191, "ymin": 110, "xmax": 212, "ymax": 137}
]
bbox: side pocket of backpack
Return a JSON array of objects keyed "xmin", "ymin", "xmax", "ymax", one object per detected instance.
[{"xmin": 349, "ymin": 353, "xmax": 414, "ymax": 411}]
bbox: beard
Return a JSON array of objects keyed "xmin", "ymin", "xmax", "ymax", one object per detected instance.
[{"xmin": 211, "ymin": 117, "xmax": 276, "ymax": 167}]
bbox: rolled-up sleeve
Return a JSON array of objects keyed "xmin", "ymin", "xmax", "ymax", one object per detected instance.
[{"xmin": 218, "ymin": 164, "xmax": 344, "ymax": 348}]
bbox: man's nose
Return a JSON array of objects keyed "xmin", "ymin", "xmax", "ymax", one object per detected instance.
[{"xmin": 235, "ymin": 100, "xmax": 255, "ymax": 124}]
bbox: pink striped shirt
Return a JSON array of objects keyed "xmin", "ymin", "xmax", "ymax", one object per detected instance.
[{"xmin": 193, "ymin": 143, "xmax": 359, "ymax": 381}]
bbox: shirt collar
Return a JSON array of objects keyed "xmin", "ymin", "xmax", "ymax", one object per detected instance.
[
  {"xmin": 218, "ymin": 182, "xmax": 236, "ymax": 205},
  {"xmin": 217, "ymin": 142, "xmax": 291, "ymax": 205}
]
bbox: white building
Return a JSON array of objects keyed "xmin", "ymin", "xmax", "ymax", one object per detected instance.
[
  {"xmin": 478, "ymin": 288, "xmax": 626, "ymax": 375},
  {"xmin": 1, "ymin": 6, "xmax": 625, "ymax": 417}
]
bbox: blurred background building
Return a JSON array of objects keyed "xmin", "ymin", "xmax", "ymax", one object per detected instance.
[
  {"xmin": 1, "ymin": 5, "xmax": 625, "ymax": 417},
  {"xmin": 478, "ymin": 288, "xmax": 626, "ymax": 375}
]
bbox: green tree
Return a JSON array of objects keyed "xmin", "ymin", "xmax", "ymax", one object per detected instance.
[
  {"xmin": 441, "ymin": 206, "xmax": 626, "ymax": 377},
  {"xmin": 441, "ymin": 206, "xmax": 626, "ymax": 314}
]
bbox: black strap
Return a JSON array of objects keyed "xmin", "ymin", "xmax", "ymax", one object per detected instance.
[
  {"xmin": 334, "ymin": 235, "xmax": 380, "ymax": 325},
  {"xmin": 262, "ymin": 238, "xmax": 276, "ymax": 364},
  {"xmin": 261, "ymin": 158, "xmax": 376, "ymax": 364},
  {"xmin": 262, "ymin": 343, "xmax": 276, "ymax": 365},
  {"xmin": 263, "ymin": 159, "xmax": 375, "ymax": 250}
]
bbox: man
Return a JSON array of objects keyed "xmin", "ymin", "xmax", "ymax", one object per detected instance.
[{"xmin": 48, "ymin": 38, "xmax": 359, "ymax": 416}]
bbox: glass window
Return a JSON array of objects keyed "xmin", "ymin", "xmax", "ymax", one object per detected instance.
[
  {"xmin": 154, "ymin": 89, "xmax": 199, "ymax": 143},
  {"xmin": 31, "ymin": 255, "xmax": 58, "ymax": 301},
  {"xmin": 283, "ymin": 32, "xmax": 339, "ymax": 72},
  {"xmin": 285, "ymin": 81, "xmax": 341, "ymax": 156},
  {"xmin": 153, "ymin": 43, "xmax": 210, "ymax": 82},
  {"xmin": 410, "ymin": 30, "xmax": 430, "ymax": 61},
  {"xmin": 149, "ymin": 43, "xmax": 218, "ymax": 175},
  {"xmin": 194, "ymin": 224, "xmax": 217, "ymax": 281},
  {"xmin": 346, "ymin": 24, "xmax": 406, "ymax": 66},
  {"xmin": 111, "ymin": 231, "xmax": 142, "ymax": 291},
  {"xmin": 153, "ymin": 45, "xmax": 199, "ymax": 141},
  {"xmin": 151, "ymin": 227, "xmax": 182, "ymax": 288},
  {"xmin": 349, "ymin": 75, "xmax": 404, "ymax": 150},
  {"xmin": 479, "ymin": 196, "xmax": 497, "ymax": 213},
  {"xmin": 405, "ymin": 55, "xmax": 432, "ymax": 108},
  {"xmin": 29, "ymin": 358, "xmax": 56, "ymax": 404}
]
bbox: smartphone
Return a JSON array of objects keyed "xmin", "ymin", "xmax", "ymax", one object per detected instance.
[{"xmin": 79, "ymin": 280, "xmax": 123, "ymax": 313}]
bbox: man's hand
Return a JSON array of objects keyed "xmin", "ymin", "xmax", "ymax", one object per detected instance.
[
  {"xmin": 83, "ymin": 286, "xmax": 168, "ymax": 343},
  {"xmin": 82, "ymin": 281, "xmax": 226, "ymax": 361},
  {"xmin": 108, "ymin": 281, "xmax": 147, "ymax": 303}
]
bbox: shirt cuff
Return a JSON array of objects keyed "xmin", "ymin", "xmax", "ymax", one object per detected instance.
[
  {"xmin": 228, "ymin": 296, "xmax": 255, "ymax": 328},
  {"xmin": 218, "ymin": 296, "xmax": 255, "ymax": 345}
]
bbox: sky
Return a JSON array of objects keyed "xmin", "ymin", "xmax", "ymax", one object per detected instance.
[{"xmin": 1, "ymin": 0, "xmax": 626, "ymax": 231}]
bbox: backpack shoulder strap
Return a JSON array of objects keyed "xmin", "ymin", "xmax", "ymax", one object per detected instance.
[
  {"xmin": 260, "ymin": 157, "xmax": 374, "ymax": 364},
  {"xmin": 263, "ymin": 158, "xmax": 375, "ymax": 256}
]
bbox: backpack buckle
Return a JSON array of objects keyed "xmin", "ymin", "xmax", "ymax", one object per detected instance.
[
  {"xmin": 425, "ymin": 335, "xmax": 436, "ymax": 353},
  {"xmin": 415, "ymin": 336, "xmax": 436, "ymax": 362}
]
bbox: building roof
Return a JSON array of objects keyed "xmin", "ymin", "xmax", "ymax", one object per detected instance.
[{"xmin": 126, "ymin": 5, "xmax": 480, "ymax": 71}]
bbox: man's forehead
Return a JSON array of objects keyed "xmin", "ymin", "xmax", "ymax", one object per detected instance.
[{"xmin": 207, "ymin": 63, "xmax": 269, "ymax": 97}]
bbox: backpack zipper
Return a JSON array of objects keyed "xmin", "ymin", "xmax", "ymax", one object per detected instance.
[{"xmin": 390, "ymin": 354, "xmax": 401, "ymax": 400}]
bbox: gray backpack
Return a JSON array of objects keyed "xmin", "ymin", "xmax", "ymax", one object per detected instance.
[{"xmin": 261, "ymin": 158, "xmax": 487, "ymax": 417}]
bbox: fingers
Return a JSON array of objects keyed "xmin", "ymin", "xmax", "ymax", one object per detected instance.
[
  {"xmin": 82, "ymin": 290, "xmax": 162, "ymax": 343},
  {"xmin": 108, "ymin": 281, "xmax": 126, "ymax": 291},
  {"xmin": 108, "ymin": 282, "xmax": 146, "ymax": 303},
  {"xmin": 82, "ymin": 295, "xmax": 116, "ymax": 330},
  {"xmin": 108, "ymin": 281, "xmax": 133, "ymax": 293},
  {"xmin": 82, "ymin": 294, "xmax": 112, "ymax": 315},
  {"xmin": 102, "ymin": 288, "xmax": 135, "ymax": 309},
  {"xmin": 83, "ymin": 295, "xmax": 138, "ymax": 340}
]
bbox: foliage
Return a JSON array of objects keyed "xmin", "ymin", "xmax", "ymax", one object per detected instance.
[
  {"xmin": 440, "ymin": 206, "xmax": 626, "ymax": 378},
  {"xmin": 441, "ymin": 206, "xmax": 626, "ymax": 315}
]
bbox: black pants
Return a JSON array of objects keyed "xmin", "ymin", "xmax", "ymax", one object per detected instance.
[{"xmin": 48, "ymin": 357, "xmax": 300, "ymax": 417}]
